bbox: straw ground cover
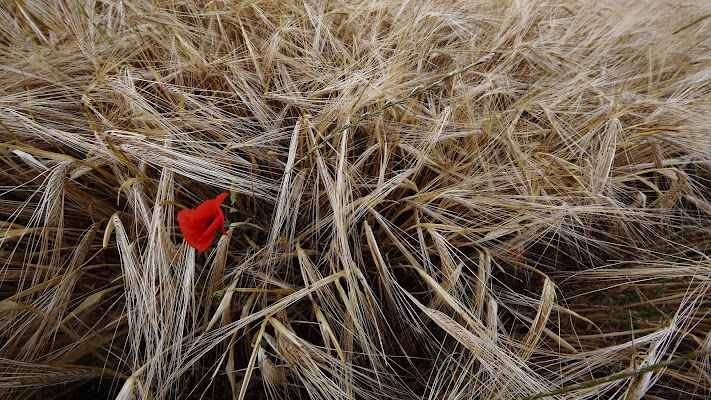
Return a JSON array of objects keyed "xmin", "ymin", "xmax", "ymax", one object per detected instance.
[{"xmin": 1, "ymin": 0, "xmax": 710, "ymax": 399}]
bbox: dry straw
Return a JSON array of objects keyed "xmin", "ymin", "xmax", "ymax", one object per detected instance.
[{"xmin": 1, "ymin": 0, "xmax": 710, "ymax": 399}]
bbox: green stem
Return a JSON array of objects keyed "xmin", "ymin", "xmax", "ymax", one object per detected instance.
[
  {"xmin": 520, "ymin": 350, "xmax": 709, "ymax": 400},
  {"xmin": 673, "ymin": 13, "xmax": 711, "ymax": 35}
]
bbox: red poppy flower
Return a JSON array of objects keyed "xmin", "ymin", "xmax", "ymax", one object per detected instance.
[
  {"xmin": 177, "ymin": 193, "xmax": 228, "ymax": 252},
  {"xmin": 506, "ymin": 244, "xmax": 524, "ymax": 262}
]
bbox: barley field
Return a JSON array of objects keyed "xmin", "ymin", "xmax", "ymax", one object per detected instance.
[{"xmin": 1, "ymin": 0, "xmax": 710, "ymax": 399}]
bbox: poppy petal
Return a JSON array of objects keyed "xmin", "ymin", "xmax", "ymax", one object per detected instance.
[{"xmin": 177, "ymin": 193, "xmax": 229, "ymax": 252}]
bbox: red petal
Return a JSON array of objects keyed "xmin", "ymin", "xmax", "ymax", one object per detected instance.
[{"xmin": 178, "ymin": 193, "xmax": 228, "ymax": 252}]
